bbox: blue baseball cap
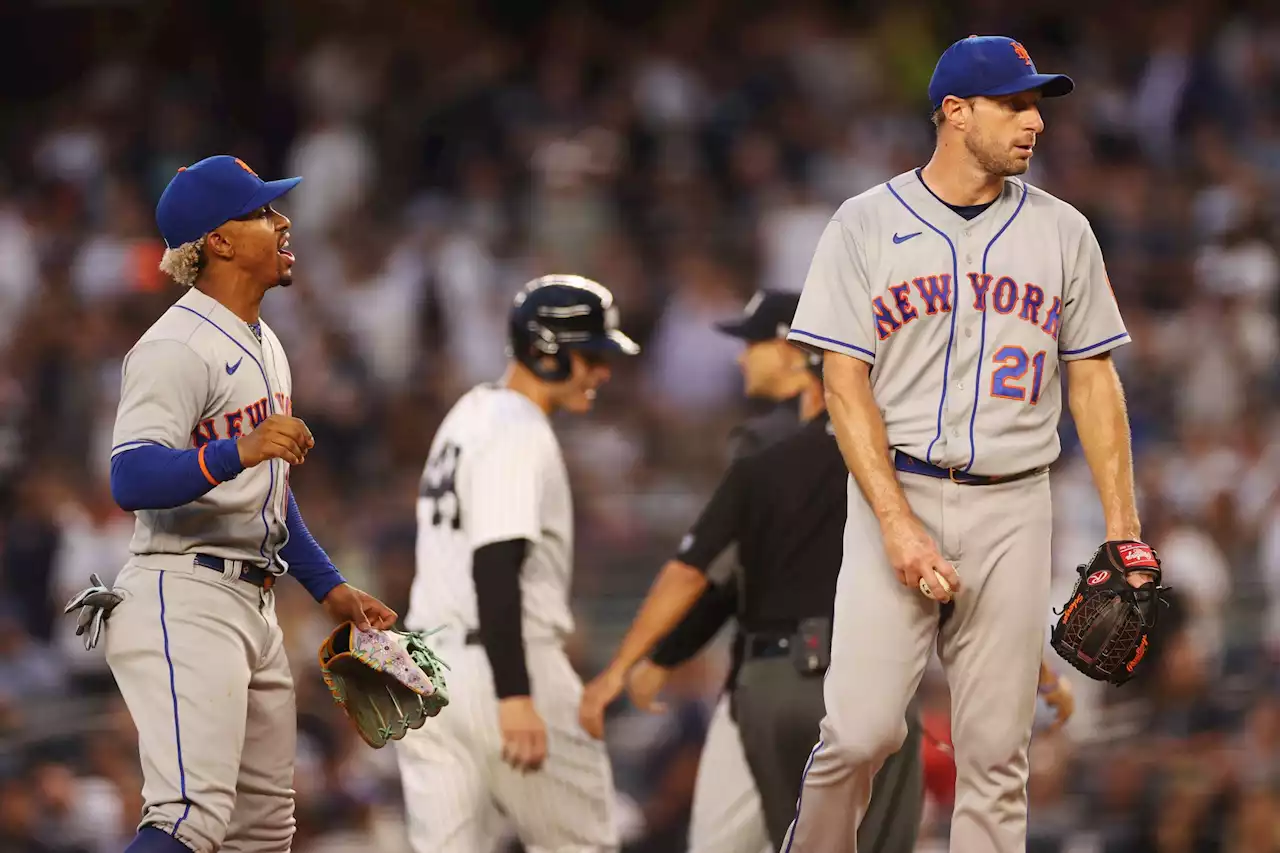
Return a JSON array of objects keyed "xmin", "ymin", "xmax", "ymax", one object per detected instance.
[
  {"xmin": 155, "ymin": 155, "xmax": 302, "ymax": 248},
  {"xmin": 928, "ymin": 36, "xmax": 1074, "ymax": 112}
]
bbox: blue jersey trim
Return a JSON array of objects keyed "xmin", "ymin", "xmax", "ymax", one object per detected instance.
[
  {"xmin": 1060, "ymin": 333, "xmax": 1129, "ymax": 357},
  {"xmin": 885, "ymin": 181, "xmax": 959, "ymax": 465},
  {"xmin": 788, "ymin": 328, "xmax": 875, "ymax": 361},
  {"xmin": 174, "ymin": 305, "xmax": 278, "ymax": 564},
  {"xmin": 159, "ymin": 572, "xmax": 193, "ymax": 838},
  {"xmin": 964, "ymin": 182, "xmax": 1029, "ymax": 472}
]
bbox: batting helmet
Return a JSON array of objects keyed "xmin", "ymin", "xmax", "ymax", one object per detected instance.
[{"xmin": 507, "ymin": 275, "xmax": 640, "ymax": 382}]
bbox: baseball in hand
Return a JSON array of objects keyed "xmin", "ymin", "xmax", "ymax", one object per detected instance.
[{"xmin": 919, "ymin": 574, "xmax": 953, "ymax": 600}]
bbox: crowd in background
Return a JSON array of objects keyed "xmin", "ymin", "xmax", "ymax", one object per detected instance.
[{"xmin": 0, "ymin": 0, "xmax": 1278, "ymax": 850}]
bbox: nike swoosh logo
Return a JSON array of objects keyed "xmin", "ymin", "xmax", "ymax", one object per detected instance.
[
  {"xmin": 226, "ymin": 357, "xmax": 243, "ymax": 375},
  {"xmin": 892, "ymin": 231, "xmax": 922, "ymax": 244}
]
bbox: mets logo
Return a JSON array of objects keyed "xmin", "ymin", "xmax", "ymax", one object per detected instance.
[
  {"xmin": 1011, "ymin": 41, "xmax": 1033, "ymax": 67},
  {"xmin": 234, "ymin": 158, "xmax": 259, "ymax": 177},
  {"xmin": 1087, "ymin": 570, "xmax": 1110, "ymax": 586}
]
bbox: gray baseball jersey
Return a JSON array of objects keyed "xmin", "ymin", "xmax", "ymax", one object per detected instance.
[
  {"xmin": 787, "ymin": 171, "xmax": 1129, "ymax": 476},
  {"xmin": 111, "ymin": 286, "xmax": 294, "ymax": 565},
  {"xmin": 103, "ymin": 286, "xmax": 300, "ymax": 851},
  {"xmin": 778, "ymin": 170, "xmax": 1131, "ymax": 853}
]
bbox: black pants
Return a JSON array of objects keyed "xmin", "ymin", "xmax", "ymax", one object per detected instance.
[{"xmin": 731, "ymin": 656, "xmax": 924, "ymax": 852}]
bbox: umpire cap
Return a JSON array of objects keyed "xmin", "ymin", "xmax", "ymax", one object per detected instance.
[
  {"xmin": 507, "ymin": 275, "xmax": 640, "ymax": 382},
  {"xmin": 716, "ymin": 289, "xmax": 822, "ymax": 376}
]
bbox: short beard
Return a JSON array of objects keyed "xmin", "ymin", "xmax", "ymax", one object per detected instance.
[{"xmin": 965, "ymin": 132, "xmax": 1027, "ymax": 177}]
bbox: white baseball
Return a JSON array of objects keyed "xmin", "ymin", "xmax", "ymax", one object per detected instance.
[{"xmin": 919, "ymin": 574, "xmax": 953, "ymax": 600}]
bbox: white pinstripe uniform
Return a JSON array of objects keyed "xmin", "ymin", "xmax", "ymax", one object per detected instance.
[
  {"xmin": 396, "ymin": 383, "xmax": 618, "ymax": 853},
  {"xmin": 688, "ymin": 695, "xmax": 773, "ymax": 853}
]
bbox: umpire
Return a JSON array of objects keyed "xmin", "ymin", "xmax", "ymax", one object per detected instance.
[{"xmin": 580, "ymin": 291, "xmax": 924, "ymax": 852}]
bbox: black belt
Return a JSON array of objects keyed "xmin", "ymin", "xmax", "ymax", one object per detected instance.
[
  {"xmin": 740, "ymin": 624, "xmax": 831, "ymax": 676},
  {"xmin": 193, "ymin": 554, "xmax": 276, "ymax": 590},
  {"xmin": 744, "ymin": 632, "xmax": 794, "ymax": 659},
  {"xmin": 894, "ymin": 451, "xmax": 1048, "ymax": 486}
]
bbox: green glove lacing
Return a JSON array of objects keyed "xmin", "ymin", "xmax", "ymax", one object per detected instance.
[{"xmin": 404, "ymin": 627, "xmax": 451, "ymax": 716}]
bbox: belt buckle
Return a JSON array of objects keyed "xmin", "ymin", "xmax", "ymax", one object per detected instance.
[{"xmin": 949, "ymin": 466, "xmax": 964, "ymax": 484}]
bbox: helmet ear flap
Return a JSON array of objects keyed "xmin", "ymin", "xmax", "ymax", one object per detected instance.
[
  {"xmin": 531, "ymin": 323, "xmax": 560, "ymax": 356},
  {"xmin": 514, "ymin": 321, "xmax": 573, "ymax": 381},
  {"xmin": 532, "ymin": 322, "xmax": 572, "ymax": 381}
]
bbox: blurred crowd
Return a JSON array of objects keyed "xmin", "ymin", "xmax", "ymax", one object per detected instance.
[{"xmin": 0, "ymin": 0, "xmax": 1278, "ymax": 850}]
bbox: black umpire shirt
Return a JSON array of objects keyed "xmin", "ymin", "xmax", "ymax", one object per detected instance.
[
  {"xmin": 648, "ymin": 397, "xmax": 804, "ymax": 680},
  {"xmin": 673, "ymin": 411, "xmax": 847, "ymax": 632}
]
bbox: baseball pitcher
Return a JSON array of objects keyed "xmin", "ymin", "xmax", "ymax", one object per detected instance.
[
  {"xmin": 64, "ymin": 155, "xmax": 398, "ymax": 853},
  {"xmin": 776, "ymin": 37, "xmax": 1163, "ymax": 852}
]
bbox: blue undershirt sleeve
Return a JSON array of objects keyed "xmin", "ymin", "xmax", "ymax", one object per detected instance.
[
  {"xmin": 109, "ymin": 439, "xmax": 244, "ymax": 511},
  {"xmin": 280, "ymin": 489, "xmax": 347, "ymax": 602}
]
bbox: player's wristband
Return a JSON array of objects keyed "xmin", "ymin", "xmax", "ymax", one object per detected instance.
[{"xmin": 202, "ymin": 439, "xmax": 246, "ymax": 483}]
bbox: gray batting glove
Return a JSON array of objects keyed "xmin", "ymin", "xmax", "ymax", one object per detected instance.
[{"xmin": 63, "ymin": 573, "xmax": 123, "ymax": 651}]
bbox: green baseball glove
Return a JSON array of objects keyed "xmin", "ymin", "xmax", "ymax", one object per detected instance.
[{"xmin": 318, "ymin": 622, "xmax": 450, "ymax": 748}]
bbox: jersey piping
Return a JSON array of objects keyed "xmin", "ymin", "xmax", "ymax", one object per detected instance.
[
  {"xmin": 174, "ymin": 303, "xmax": 278, "ymax": 566},
  {"xmin": 884, "ymin": 180, "xmax": 961, "ymax": 466},
  {"xmin": 966, "ymin": 181, "xmax": 1029, "ymax": 472}
]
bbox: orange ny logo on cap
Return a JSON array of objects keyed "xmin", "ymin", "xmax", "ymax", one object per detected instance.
[
  {"xmin": 1011, "ymin": 40, "xmax": 1033, "ymax": 67},
  {"xmin": 234, "ymin": 158, "xmax": 259, "ymax": 177}
]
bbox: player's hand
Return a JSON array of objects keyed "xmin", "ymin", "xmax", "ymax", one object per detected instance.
[
  {"xmin": 321, "ymin": 583, "xmax": 397, "ymax": 632},
  {"xmin": 1038, "ymin": 668, "xmax": 1075, "ymax": 733},
  {"xmin": 881, "ymin": 513, "xmax": 960, "ymax": 603},
  {"xmin": 625, "ymin": 660, "xmax": 670, "ymax": 714},
  {"xmin": 237, "ymin": 414, "xmax": 314, "ymax": 468},
  {"xmin": 498, "ymin": 696, "xmax": 548, "ymax": 773},
  {"xmin": 579, "ymin": 666, "xmax": 626, "ymax": 739},
  {"xmin": 1125, "ymin": 571, "xmax": 1157, "ymax": 588}
]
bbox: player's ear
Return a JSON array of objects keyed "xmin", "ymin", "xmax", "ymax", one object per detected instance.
[
  {"xmin": 205, "ymin": 229, "xmax": 235, "ymax": 261},
  {"xmin": 940, "ymin": 95, "xmax": 971, "ymax": 132}
]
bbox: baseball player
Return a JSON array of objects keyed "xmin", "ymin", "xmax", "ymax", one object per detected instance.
[
  {"xmin": 774, "ymin": 37, "xmax": 1158, "ymax": 852},
  {"xmin": 64, "ymin": 155, "xmax": 398, "ymax": 853},
  {"xmin": 395, "ymin": 275, "xmax": 639, "ymax": 853},
  {"xmin": 578, "ymin": 290, "xmax": 926, "ymax": 853}
]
